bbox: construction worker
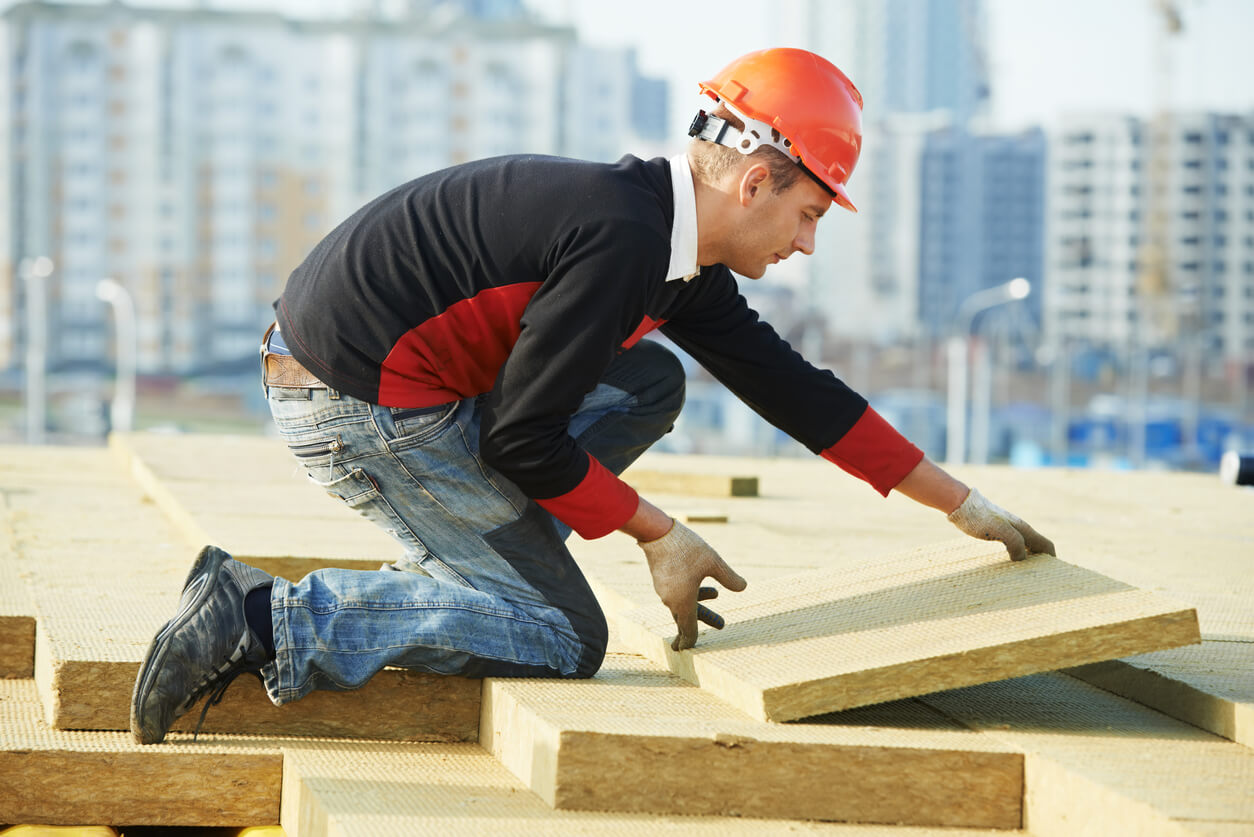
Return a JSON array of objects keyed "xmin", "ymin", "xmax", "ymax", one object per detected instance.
[{"xmin": 131, "ymin": 48, "xmax": 1054, "ymax": 745}]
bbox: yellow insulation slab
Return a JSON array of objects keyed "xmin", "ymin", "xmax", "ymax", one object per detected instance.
[
  {"xmin": 480, "ymin": 654, "xmax": 1022, "ymax": 828},
  {"xmin": 3, "ymin": 454, "xmax": 478, "ymax": 741},
  {"xmin": 610, "ymin": 541, "xmax": 1200, "ymax": 721},
  {"xmin": 0, "ymin": 679, "xmax": 281, "ymax": 827},
  {"xmin": 281, "ymin": 739, "xmax": 1016, "ymax": 837},
  {"xmin": 919, "ymin": 672, "xmax": 1254, "ymax": 836},
  {"xmin": 110, "ymin": 433, "xmax": 398, "ymax": 574},
  {"xmin": 0, "ymin": 511, "xmax": 34, "ymax": 678},
  {"xmin": 1065, "ymin": 639, "xmax": 1254, "ymax": 747}
]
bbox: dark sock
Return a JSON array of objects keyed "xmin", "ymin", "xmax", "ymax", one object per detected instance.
[{"xmin": 244, "ymin": 585, "xmax": 276, "ymax": 660}]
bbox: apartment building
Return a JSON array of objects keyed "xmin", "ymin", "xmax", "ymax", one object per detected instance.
[
  {"xmin": 917, "ymin": 125, "xmax": 1046, "ymax": 336},
  {"xmin": 1044, "ymin": 111, "xmax": 1254, "ymax": 362},
  {"xmin": 0, "ymin": 0, "xmax": 666, "ymax": 378}
]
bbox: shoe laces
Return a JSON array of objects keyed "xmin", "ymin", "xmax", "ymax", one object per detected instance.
[
  {"xmin": 191, "ymin": 664, "xmax": 265, "ymax": 741},
  {"xmin": 187, "ymin": 631, "xmax": 267, "ymax": 741}
]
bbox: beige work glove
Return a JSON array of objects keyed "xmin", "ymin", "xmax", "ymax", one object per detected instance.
[
  {"xmin": 947, "ymin": 488, "xmax": 1056, "ymax": 563},
  {"xmin": 638, "ymin": 520, "xmax": 748, "ymax": 651}
]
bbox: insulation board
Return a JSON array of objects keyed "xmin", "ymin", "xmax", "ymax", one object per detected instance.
[
  {"xmin": 918, "ymin": 672, "xmax": 1254, "ymax": 836},
  {"xmin": 620, "ymin": 468, "xmax": 758, "ymax": 497},
  {"xmin": 0, "ymin": 678, "xmax": 281, "ymax": 827},
  {"xmin": 3, "ymin": 454, "xmax": 479, "ymax": 741},
  {"xmin": 111, "ymin": 433, "xmax": 398, "ymax": 575},
  {"xmin": 480, "ymin": 653, "xmax": 1022, "ymax": 828},
  {"xmin": 281, "ymin": 739, "xmax": 1014, "ymax": 837},
  {"xmin": 0, "ymin": 532, "xmax": 33, "ymax": 679},
  {"xmin": 1065, "ymin": 639, "xmax": 1254, "ymax": 747},
  {"xmin": 609, "ymin": 541, "xmax": 1200, "ymax": 721}
]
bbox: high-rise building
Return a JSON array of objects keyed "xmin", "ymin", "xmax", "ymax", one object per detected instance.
[
  {"xmin": 918, "ymin": 125, "xmax": 1045, "ymax": 336},
  {"xmin": 771, "ymin": 0, "xmax": 992, "ymax": 343},
  {"xmin": 0, "ymin": 0, "xmax": 665, "ymax": 380},
  {"xmin": 1043, "ymin": 111, "xmax": 1254, "ymax": 363}
]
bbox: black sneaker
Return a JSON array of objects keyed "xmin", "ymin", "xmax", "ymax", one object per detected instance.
[{"xmin": 130, "ymin": 545, "xmax": 274, "ymax": 745}]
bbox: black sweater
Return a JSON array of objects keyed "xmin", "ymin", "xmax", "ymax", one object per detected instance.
[{"xmin": 276, "ymin": 154, "xmax": 921, "ymax": 538}]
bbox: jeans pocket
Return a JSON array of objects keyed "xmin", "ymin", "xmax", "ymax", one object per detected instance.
[
  {"xmin": 381, "ymin": 401, "xmax": 460, "ymax": 449},
  {"xmin": 313, "ymin": 467, "xmax": 378, "ymax": 507}
]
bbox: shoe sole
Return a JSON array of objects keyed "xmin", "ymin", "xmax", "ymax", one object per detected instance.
[{"xmin": 129, "ymin": 545, "xmax": 230, "ymax": 745}]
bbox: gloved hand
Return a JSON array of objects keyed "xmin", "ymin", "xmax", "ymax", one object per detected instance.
[
  {"xmin": 947, "ymin": 488, "xmax": 1056, "ymax": 562},
  {"xmin": 637, "ymin": 520, "xmax": 747, "ymax": 651}
]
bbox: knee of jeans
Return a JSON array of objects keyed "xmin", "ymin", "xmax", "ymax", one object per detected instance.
[
  {"xmin": 571, "ymin": 608, "xmax": 608, "ymax": 678},
  {"xmin": 630, "ymin": 340, "xmax": 687, "ymax": 422}
]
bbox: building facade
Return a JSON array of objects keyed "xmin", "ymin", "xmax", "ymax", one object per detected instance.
[
  {"xmin": 1043, "ymin": 111, "xmax": 1254, "ymax": 362},
  {"xmin": 771, "ymin": 0, "xmax": 992, "ymax": 343},
  {"xmin": 0, "ymin": 0, "xmax": 666, "ymax": 378},
  {"xmin": 918, "ymin": 125, "xmax": 1045, "ymax": 336}
]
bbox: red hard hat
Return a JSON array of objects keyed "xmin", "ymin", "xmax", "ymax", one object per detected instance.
[{"xmin": 699, "ymin": 48, "xmax": 864, "ymax": 212}]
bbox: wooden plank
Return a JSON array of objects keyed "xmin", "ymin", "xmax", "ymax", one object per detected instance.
[
  {"xmin": 0, "ymin": 678, "xmax": 281, "ymax": 827},
  {"xmin": 1064, "ymin": 640, "xmax": 1254, "ymax": 747},
  {"xmin": 281, "ymin": 739, "xmax": 1010, "ymax": 837},
  {"xmin": 607, "ymin": 541, "xmax": 1200, "ymax": 721},
  {"xmin": 918, "ymin": 672, "xmax": 1254, "ymax": 836},
  {"xmin": 480, "ymin": 653, "xmax": 1022, "ymax": 828}
]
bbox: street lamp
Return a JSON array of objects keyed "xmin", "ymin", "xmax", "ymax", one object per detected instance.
[
  {"xmin": 945, "ymin": 278, "xmax": 1032, "ymax": 465},
  {"xmin": 97, "ymin": 277, "xmax": 137, "ymax": 434},
  {"xmin": 21, "ymin": 256, "xmax": 54, "ymax": 445}
]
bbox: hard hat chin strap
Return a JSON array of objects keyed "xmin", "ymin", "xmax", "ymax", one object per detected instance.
[{"xmin": 687, "ymin": 98, "xmax": 799, "ymax": 162}]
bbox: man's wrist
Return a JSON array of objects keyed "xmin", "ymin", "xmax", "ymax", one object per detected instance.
[{"xmin": 622, "ymin": 496, "xmax": 674, "ymax": 542}]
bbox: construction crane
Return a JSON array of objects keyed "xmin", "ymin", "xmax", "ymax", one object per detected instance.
[{"xmin": 1136, "ymin": 0, "xmax": 1184, "ymax": 339}]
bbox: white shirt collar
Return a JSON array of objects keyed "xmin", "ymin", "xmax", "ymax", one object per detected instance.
[{"xmin": 666, "ymin": 154, "xmax": 700, "ymax": 282}]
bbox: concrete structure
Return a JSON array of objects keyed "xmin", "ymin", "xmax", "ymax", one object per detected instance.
[{"xmin": 0, "ymin": 0, "xmax": 665, "ymax": 380}]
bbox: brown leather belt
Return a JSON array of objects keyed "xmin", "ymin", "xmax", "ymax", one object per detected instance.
[
  {"xmin": 260, "ymin": 323, "xmax": 330, "ymax": 390},
  {"xmin": 263, "ymin": 352, "xmax": 328, "ymax": 389}
]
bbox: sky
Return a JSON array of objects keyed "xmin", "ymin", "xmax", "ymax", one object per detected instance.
[
  {"xmin": 523, "ymin": 0, "xmax": 1254, "ymax": 134},
  {"xmin": 4, "ymin": 0, "xmax": 1252, "ymax": 133}
]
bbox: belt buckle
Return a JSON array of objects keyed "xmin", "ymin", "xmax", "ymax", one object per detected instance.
[{"xmin": 259, "ymin": 323, "xmax": 277, "ymax": 396}]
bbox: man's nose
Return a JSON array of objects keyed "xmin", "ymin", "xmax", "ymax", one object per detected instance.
[{"xmin": 794, "ymin": 228, "xmax": 815, "ymax": 256}]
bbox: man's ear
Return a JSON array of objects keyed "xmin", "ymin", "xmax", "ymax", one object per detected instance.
[{"xmin": 738, "ymin": 163, "xmax": 771, "ymax": 207}]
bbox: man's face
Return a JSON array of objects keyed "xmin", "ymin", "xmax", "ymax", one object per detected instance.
[{"xmin": 724, "ymin": 169, "xmax": 831, "ymax": 279}]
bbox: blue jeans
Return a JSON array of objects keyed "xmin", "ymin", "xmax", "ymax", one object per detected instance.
[{"xmin": 261, "ymin": 340, "xmax": 684, "ymax": 704}]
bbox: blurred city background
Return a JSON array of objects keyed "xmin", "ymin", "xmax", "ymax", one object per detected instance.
[{"xmin": 3, "ymin": 0, "xmax": 1253, "ymax": 473}]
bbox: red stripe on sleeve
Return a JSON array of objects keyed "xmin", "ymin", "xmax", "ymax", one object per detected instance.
[
  {"xmin": 620, "ymin": 315, "xmax": 668, "ymax": 351},
  {"xmin": 820, "ymin": 407, "xmax": 925, "ymax": 496},
  {"xmin": 535, "ymin": 453, "xmax": 640, "ymax": 540}
]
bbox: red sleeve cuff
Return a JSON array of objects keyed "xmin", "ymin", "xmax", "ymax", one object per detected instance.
[
  {"xmin": 535, "ymin": 453, "xmax": 639, "ymax": 539},
  {"xmin": 820, "ymin": 406, "xmax": 925, "ymax": 496}
]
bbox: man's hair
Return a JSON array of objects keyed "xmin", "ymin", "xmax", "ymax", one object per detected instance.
[{"xmin": 687, "ymin": 104, "xmax": 804, "ymax": 194}]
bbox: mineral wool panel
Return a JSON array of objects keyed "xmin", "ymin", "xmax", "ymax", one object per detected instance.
[
  {"xmin": 919, "ymin": 672, "xmax": 1254, "ymax": 836},
  {"xmin": 0, "ymin": 678, "xmax": 281, "ymax": 827},
  {"xmin": 611, "ymin": 541, "xmax": 1200, "ymax": 721},
  {"xmin": 10, "ymin": 465, "xmax": 478, "ymax": 740},
  {"xmin": 282, "ymin": 738, "xmax": 1008, "ymax": 837},
  {"xmin": 1066, "ymin": 639, "xmax": 1254, "ymax": 747},
  {"xmin": 113, "ymin": 432, "xmax": 408, "ymax": 572},
  {"xmin": 0, "ymin": 522, "xmax": 34, "ymax": 678},
  {"xmin": 480, "ymin": 654, "xmax": 1022, "ymax": 829}
]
